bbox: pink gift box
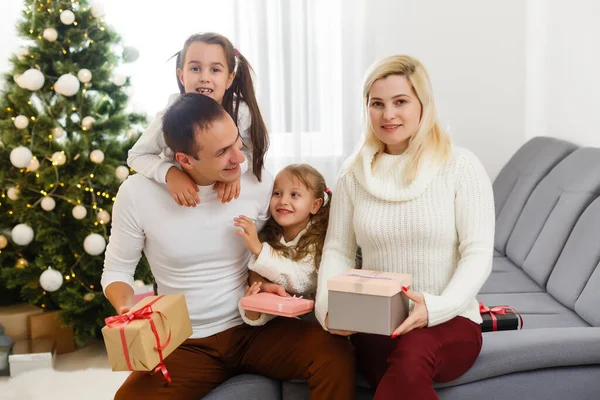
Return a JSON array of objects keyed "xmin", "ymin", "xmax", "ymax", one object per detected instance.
[
  {"xmin": 240, "ymin": 293, "xmax": 314, "ymax": 317},
  {"xmin": 328, "ymin": 269, "xmax": 412, "ymax": 335}
]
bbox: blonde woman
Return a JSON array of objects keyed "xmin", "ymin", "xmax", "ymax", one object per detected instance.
[{"xmin": 314, "ymin": 55, "xmax": 495, "ymax": 399}]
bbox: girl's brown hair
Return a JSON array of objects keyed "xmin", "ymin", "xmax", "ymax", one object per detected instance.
[
  {"xmin": 259, "ymin": 164, "xmax": 331, "ymax": 270},
  {"xmin": 176, "ymin": 32, "xmax": 269, "ymax": 181}
]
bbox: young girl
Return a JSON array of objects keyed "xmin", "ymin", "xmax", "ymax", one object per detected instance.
[
  {"xmin": 127, "ymin": 32, "xmax": 269, "ymax": 206},
  {"xmin": 233, "ymin": 164, "xmax": 332, "ymax": 325}
]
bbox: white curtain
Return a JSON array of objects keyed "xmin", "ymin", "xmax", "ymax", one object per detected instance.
[
  {"xmin": 97, "ymin": 0, "xmax": 371, "ymax": 186},
  {"xmin": 231, "ymin": 0, "xmax": 370, "ymax": 186}
]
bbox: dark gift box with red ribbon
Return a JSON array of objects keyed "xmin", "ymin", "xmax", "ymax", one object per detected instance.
[
  {"xmin": 479, "ymin": 301, "xmax": 524, "ymax": 332},
  {"xmin": 102, "ymin": 295, "xmax": 192, "ymax": 382}
]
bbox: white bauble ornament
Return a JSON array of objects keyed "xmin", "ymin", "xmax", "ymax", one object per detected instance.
[
  {"xmin": 133, "ymin": 279, "xmax": 145, "ymax": 288},
  {"xmin": 111, "ymin": 73, "xmax": 126, "ymax": 87},
  {"xmin": 97, "ymin": 210, "xmax": 110, "ymax": 224},
  {"xmin": 17, "ymin": 47, "xmax": 28, "ymax": 61},
  {"xmin": 51, "ymin": 152, "xmax": 67, "ymax": 166},
  {"xmin": 27, "ymin": 157, "xmax": 40, "ymax": 172},
  {"xmin": 83, "ymin": 233, "xmax": 106, "ymax": 255},
  {"xmin": 43, "ymin": 28, "xmax": 58, "ymax": 42},
  {"xmin": 51, "ymin": 127, "xmax": 65, "ymax": 139},
  {"xmin": 72, "ymin": 205, "xmax": 87, "ymax": 220},
  {"xmin": 7, "ymin": 187, "xmax": 20, "ymax": 201},
  {"xmin": 12, "ymin": 224, "xmax": 34, "ymax": 246},
  {"xmin": 10, "ymin": 146, "xmax": 33, "ymax": 168},
  {"xmin": 115, "ymin": 165, "xmax": 130, "ymax": 181},
  {"xmin": 60, "ymin": 10, "xmax": 75, "ymax": 25},
  {"xmin": 83, "ymin": 292, "xmax": 95, "ymax": 302},
  {"xmin": 14, "ymin": 115, "xmax": 29, "ymax": 129},
  {"xmin": 0, "ymin": 235, "xmax": 7, "ymax": 249},
  {"xmin": 123, "ymin": 46, "xmax": 140, "ymax": 63},
  {"xmin": 90, "ymin": 149, "xmax": 104, "ymax": 164},
  {"xmin": 90, "ymin": 2, "xmax": 105, "ymax": 18},
  {"xmin": 41, "ymin": 196, "xmax": 56, "ymax": 211},
  {"xmin": 40, "ymin": 268, "xmax": 63, "ymax": 292},
  {"xmin": 16, "ymin": 69, "xmax": 45, "ymax": 91},
  {"xmin": 54, "ymin": 74, "xmax": 80, "ymax": 96},
  {"xmin": 81, "ymin": 116, "xmax": 96, "ymax": 130},
  {"xmin": 77, "ymin": 68, "xmax": 92, "ymax": 83}
]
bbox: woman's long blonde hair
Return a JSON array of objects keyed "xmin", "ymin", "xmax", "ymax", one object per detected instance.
[{"xmin": 360, "ymin": 55, "xmax": 451, "ymax": 183}]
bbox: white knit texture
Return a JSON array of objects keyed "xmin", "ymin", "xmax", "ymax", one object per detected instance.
[
  {"xmin": 127, "ymin": 94, "xmax": 253, "ymax": 184},
  {"xmin": 315, "ymin": 145, "xmax": 495, "ymax": 328},
  {"xmin": 248, "ymin": 225, "xmax": 318, "ymax": 298}
]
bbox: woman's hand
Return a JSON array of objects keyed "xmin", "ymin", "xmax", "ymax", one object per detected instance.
[
  {"xmin": 391, "ymin": 286, "xmax": 428, "ymax": 338},
  {"xmin": 214, "ymin": 177, "xmax": 241, "ymax": 204},
  {"xmin": 234, "ymin": 215, "xmax": 262, "ymax": 255},
  {"xmin": 325, "ymin": 314, "xmax": 356, "ymax": 336},
  {"xmin": 166, "ymin": 166, "xmax": 200, "ymax": 207}
]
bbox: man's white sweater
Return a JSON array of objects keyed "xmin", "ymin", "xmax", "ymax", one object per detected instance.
[
  {"xmin": 315, "ymin": 144, "xmax": 495, "ymax": 328},
  {"xmin": 101, "ymin": 172, "xmax": 272, "ymax": 338}
]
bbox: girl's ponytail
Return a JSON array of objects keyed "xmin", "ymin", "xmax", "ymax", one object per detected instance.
[{"xmin": 226, "ymin": 52, "xmax": 269, "ymax": 181}]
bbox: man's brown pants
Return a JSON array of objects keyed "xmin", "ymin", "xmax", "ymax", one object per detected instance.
[{"xmin": 114, "ymin": 318, "xmax": 355, "ymax": 399}]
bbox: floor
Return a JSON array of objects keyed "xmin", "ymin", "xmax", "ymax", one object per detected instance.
[{"xmin": 0, "ymin": 341, "xmax": 129, "ymax": 400}]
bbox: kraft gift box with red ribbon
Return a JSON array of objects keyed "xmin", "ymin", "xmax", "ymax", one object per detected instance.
[
  {"xmin": 327, "ymin": 269, "xmax": 412, "ymax": 335},
  {"xmin": 240, "ymin": 293, "xmax": 314, "ymax": 317},
  {"xmin": 101, "ymin": 294, "xmax": 192, "ymax": 382},
  {"xmin": 479, "ymin": 301, "xmax": 524, "ymax": 332}
]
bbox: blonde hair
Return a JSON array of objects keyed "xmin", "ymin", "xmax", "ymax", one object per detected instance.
[
  {"xmin": 259, "ymin": 164, "xmax": 331, "ymax": 270},
  {"xmin": 360, "ymin": 55, "xmax": 451, "ymax": 184}
]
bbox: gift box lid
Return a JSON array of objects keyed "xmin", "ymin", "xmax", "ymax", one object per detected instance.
[
  {"xmin": 327, "ymin": 269, "xmax": 412, "ymax": 296},
  {"xmin": 8, "ymin": 338, "xmax": 55, "ymax": 362},
  {"xmin": 240, "ymin": 293, "xmax": 314, "ymax": 316}
]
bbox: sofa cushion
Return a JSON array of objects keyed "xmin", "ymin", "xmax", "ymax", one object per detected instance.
[
  {"xmin": 434, "ymin": 328, "xmax": 600, "ymax": 387},
  {"xmin": 546, "ymin": 196, "xmax": 600, "ymax": 327},
  {"xmin": 203, "ymin": 374, "xmax": 281, "ymax": 400},
  {"xmin": 481, "ymin": 257, "xmax": 543, "ymax": 294},
  {"xmin": 477, "ymin": 292, "xmax": 589, "ymax": 329},
  {"xmin": 506, "ymin": 148, "xmax": 600, "ymax": 286},
  {"xmin": 493, "ymin": 137, "xmax": 577, "ymax": 256},
  {"xmin": 436, "ymin": 366, "xmax": 600, "ymax": 400}
]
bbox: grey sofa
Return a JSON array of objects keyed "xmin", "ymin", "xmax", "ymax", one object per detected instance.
[{"xmin": 206, "ymin": 137, "xmax": 600, "ymax": 399}]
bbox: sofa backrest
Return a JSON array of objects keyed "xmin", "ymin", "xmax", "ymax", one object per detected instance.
[
  {"xmin": 493, "ymin": 137, "xmax": 577, "ymax": 255},
  {"xmin": 505, "ymin": 148, "xmax": 600, "ymax": 288},
  {"xmin": 546, "ymin": 196, "xmax": 600, "ymax": 326}
]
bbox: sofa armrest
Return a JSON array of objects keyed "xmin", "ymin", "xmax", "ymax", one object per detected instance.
[{"xmin": 435, "ymin": 327, "xmax": 600, "ymax": 388}]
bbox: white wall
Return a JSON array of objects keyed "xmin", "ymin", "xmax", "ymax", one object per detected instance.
[
  {"xmin": 0, "ymin": 2, "xmax": 24, "ymax": 84},
  {"xmin": 531, "ymin": 0, "xmax": 600, "ymax": 147}
]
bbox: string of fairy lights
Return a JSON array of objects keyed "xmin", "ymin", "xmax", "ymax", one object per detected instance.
[{"xmin": 1, "ymin": 0, "xmax": 140, "ymax": 304}]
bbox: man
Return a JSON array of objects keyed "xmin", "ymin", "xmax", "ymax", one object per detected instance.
[{"xmin": 101, "ymin": 93, "xmax": 355, "ymax": 399}]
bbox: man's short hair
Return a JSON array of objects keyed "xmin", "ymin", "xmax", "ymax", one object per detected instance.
[{"xmin": 162, "ymin": 93, "xmax": 228, "ymax": 157}]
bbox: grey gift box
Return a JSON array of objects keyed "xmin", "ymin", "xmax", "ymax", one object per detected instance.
[{"xmin": 328, "ymin": 269, "xmax": 412, "ymax": 335}]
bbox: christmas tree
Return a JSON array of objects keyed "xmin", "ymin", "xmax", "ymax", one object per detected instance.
[{"xmin": 0, "ymin": 0, "xmax": 152, "ymax": 345}]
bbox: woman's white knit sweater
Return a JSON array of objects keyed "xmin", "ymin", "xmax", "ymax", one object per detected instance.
[{"xmin": 315, "ymin": 143, "xmax": 495, "ymax": 328}]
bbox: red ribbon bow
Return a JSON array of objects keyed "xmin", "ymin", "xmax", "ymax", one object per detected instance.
[
  {"xmin": 479, "ymin": 302, "xmax": 523, "ymax": 331},
  {"xmin": 105, "ymin": 296, "xmax": 173, "ymax": 384}
]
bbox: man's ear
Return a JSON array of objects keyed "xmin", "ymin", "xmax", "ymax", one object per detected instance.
[
  {"xmin": 175, "ymin": 152, "xmax": 194, "ymax": 170},
  {"xmin": 310, "ymin": 198, "xmax": 323, "ymax": 215}
]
